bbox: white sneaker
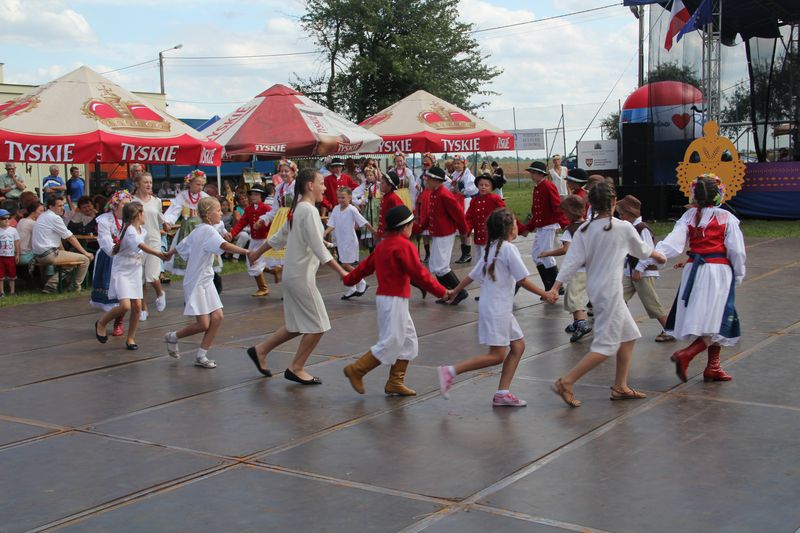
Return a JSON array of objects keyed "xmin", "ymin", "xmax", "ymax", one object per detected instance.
[
  {"xmin": 155, "ymin": 293, "xmax": 166, "ymax": 312},
  {"xmin": 195, "ymin": 356, "xmax": 217, "ymax": 369},
  {"xmin": 140, "ymin": 310, "xmax": 148, "ymax": 321},
  {"xmin": 165, "ymin": 332, "xmax": 180, "ymax": 358}
]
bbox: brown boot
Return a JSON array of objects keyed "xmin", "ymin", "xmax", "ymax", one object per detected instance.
[
  {"xmin": 269, "ymin": 266, "xmax": 282, "ymax": 284},
  {"xmin": 385, "ymin": 359, "xmax": 416, "ymax": 396},
  {"xmin": 343, "ymin": 351, "xmax": 382, "ymax": 394},
  {"xmin": 251, "ymin": 273, "xmax": 270, "ymax": 297}
]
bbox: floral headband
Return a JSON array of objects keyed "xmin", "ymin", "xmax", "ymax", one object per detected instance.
[
  {"xmin": 422, "ymin": 152, "xmax": 436, "ymax": 163},
  {"xmin": 184, "ymin": 169, "xmax": 207, "ymax": 184},
  {"xmin": 105, "ymin": 190, "xmax": 132, "ymax": 212},
  {"xmin": 452, "ymin": 155, "xmax": 467, "ymax": 163},
  {"xmin": 690, "ymin": 173, "xmax": 725, "ymax": 206},
  {"xmin": 278, "ymin": 159, "xmax": 298, "ymax": 173}
]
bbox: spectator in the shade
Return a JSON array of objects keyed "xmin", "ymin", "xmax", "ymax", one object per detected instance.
[
  {"xmin": 67, "ymin": 196, "xmax": 99, "ymax": 253},
  {"xmin": 0, "ymin": 162, "xmax": 26, "ymax": 204},
  {"xmin": 42, "ymin": 165, "xmax": 66, "ymax": 200},
  {"xmin": 66, "ymin": 166, "xmax": 85, "ymax": 211},
  {"xmin": 32, "ymin": 196, "xmax": 94, "ymax": 293}
]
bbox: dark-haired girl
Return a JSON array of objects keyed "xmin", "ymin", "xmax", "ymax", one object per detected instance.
[
  {"xmin": 95, "ymin": 202, "xmax": 171, "ymax": 350},
  {"xmin": 438, "ymin": 208, "xmax": 554, "ymax": 407},
  {"xmin": 655, "ymin": 174, "xmax": 746, "ymax": 383},
  {"xmin": 547, "ymin": 181, "xmax": 667, "ymax": 407},
  {"xmin": 246, "ymin": 169, "xmax": 348, "ymax": 385}
]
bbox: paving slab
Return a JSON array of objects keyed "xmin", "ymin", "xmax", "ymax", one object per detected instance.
[
  {"xmin": 421, "ymin": 509, "xmax": 572, "ymax": 533},
  {"xmin": 57, "ymin": 465, "xmax": 441, "ymax": 533},
  {"xmin": 0, "ymin": 347, "xmax": 325, "ymax": 427},
  {"xmin": 92, "ymin": 358, "xmax": 454, "ymax": 458},
  {"xmin": 261, "ymin": 378, "xmax": 649, "ymax": 499},
  {"xmin": 0, "ymin": 418, "xmax": 56, "ymax": 447},
  {"xmin": 481, "ymin": 396, "xmax": 800, "ymax": 533},
  {"xmin": 0, "ymin": 432, "xmax": 223, "ymax": 532}
]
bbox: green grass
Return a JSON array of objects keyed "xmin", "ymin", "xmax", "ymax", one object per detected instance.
[
  {"xmin": 502, "ymin": 184, "xmax": 800, "ymax": 238},
  {"xmin": 0, "ymin": 258, "xmax": 252, "ymax": 309}
]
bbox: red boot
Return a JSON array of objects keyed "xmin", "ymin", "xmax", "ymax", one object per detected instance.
[
  {"xmin": 112, "ymin": 316, "xmax": 124, "ymax": 337},
  {"xmin": 670, "ymin": 338, "xmax": 707, "ymax": 383},
  {"xmin": 703, "ymin": 345, "xmax": 732, "ymax": 382}
]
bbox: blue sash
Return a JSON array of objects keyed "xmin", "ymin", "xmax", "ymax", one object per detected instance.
[{"xmin": 681, "ymin": 252, "xmax": 727, "ymax": 306}]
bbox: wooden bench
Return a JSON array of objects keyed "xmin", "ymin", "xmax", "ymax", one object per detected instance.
[{"xmin": 54, "ymin": 260, "xmax": 87, "ymax": 293}]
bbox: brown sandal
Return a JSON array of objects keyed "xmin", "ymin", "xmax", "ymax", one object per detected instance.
[
  {"xmin": 552, "ymin": 378, "xmax": 581, "ymax": 407},
  {"xmin": 609, "ymin": 386, "xmax": 647, "ymax": 401},
  {"xmin": 655, "ymin": 332, "xmax": 676, "ymax": 342}
]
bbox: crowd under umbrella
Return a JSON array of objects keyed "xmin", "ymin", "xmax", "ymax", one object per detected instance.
[{"xmin": 0, "ymin": 65, "xmax": 222, "ymax": 194}]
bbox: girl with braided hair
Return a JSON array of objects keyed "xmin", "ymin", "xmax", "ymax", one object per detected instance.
[
  {"xmin": 655, "ymin": 175, "xmax": 746, "ymax": 383},
  {"xmin": 547, "ymin": 181, "xmax": 667, "ymax": 408},
  {"xmin": 438, "ymin": 208, "xmax": 554, "ymax": 407}
]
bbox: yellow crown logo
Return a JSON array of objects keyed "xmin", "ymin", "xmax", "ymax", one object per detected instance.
[
  {"xmin": 82, "ymin": 86, "xmax": 171, "ymax": 132},
  {"xmin": 418, "ymin": 103, "xmax": 475, "ymax": 131}
]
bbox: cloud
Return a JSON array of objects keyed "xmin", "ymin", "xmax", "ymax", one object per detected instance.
[{"xmin": 0, "ymin": 0, "xmax": 96, "ymax": 47}]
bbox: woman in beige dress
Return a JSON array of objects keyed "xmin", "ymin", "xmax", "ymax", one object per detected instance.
[{"xmin": 246, "ymin": 168, "xmax": 348, "ymax": 384}]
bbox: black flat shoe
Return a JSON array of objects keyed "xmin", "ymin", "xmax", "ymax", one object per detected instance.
[
  {"xmin": 354, "ymin": 283, "xmax": 369, "ymax": 297},
  {"xmin": 247, "ymin": 346, "xmax": 273, "ymax": 377},
  {"xmin": 95, "ymin": 321, "xmax": 108, "ymax": 344},
  {"xmin": 125, "ymin": 343, "xmax": 139, "ymax": 350},
  {"xmin": 284, "ymin": 368, "xmax": 322, "ymax": 385}
]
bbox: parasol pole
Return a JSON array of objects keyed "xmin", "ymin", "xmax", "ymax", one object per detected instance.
[{"xmin": 216, "ymin": 166, "xmax": 222, "ymax": 194}]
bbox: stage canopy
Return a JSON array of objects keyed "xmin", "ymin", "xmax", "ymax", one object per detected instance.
[{"xmin": 0, "ymin": 66, "xmax": 221, "ymax": 166}]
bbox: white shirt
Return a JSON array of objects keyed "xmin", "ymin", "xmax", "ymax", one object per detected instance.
[
  {"xmin": 469, "ymin": 241, "xmax": 530, "ymax": 316},
  {"xmin": 560, "ymin": 229, "xmax": 585, "ymax": 273},
  {"xmin": 116, "ymin": 226, "xmax": 146, "ymax": 259},
  {"xmin": 448, "ymin": 169, "xmax": 478, "ymax": 197},
  {"xmin": 549, "ymin": 167, "xmax": 568, "ymax": 196},
  {"xmin": 16, "ymin": 218, "xmax": 35, "ymax": 253},
  {"xmin": 327, "ymin": 204, "xmax": 368, "ymax": 249},
  {"xmin": 0, "ymin": 226, "xmax": 20, "ymax": 257},
  {"xmin": 625, "ymin": 217, "xmax": 658, "ymax": 278},
  {"xmin": 32, "ymin": 209, "xmax": 73, "ymax": 254},
  {"xmin": 96, "ymin": 212, "xmax": 122, "ymax": 256},
  {"xmin": 353, "ymin": 181, "xmax": 380, "ymax": 207}
]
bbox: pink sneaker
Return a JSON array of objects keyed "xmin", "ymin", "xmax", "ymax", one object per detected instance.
[
  {"xmin": 437, "ymin": 366, "xmax": 454, "ymax": 399},
  {"xmin": 493, "ymin": 392, "xmax": 527, "ymax": 407}
]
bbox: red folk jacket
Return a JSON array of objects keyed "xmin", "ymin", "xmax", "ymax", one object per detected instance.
[
  {"xmin": 519, "ymin": 179, "xmax": 567, "ymax": 232},
  {"xmin": 465, "ymin": 193, "xmax": 506, "ymax": 245},
  {"xmin": 420, "ymin": 185, "xmax": 468, "ymax": 237},
  {"xmin": 377, "ymin": 190, "xmax": 405, "ymax": 238},
  {"xmin": 230, "ymin": 202, "xmax": 272, "ymax": 240},
  {"xmin": 343, "ymin": 233, "xmax": 446, "ymax": 298},
  {"xmin": 322, "ymin": 173, "xmax": 358, "ymax": 211}
]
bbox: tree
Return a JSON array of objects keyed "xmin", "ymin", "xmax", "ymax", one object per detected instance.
[
  {"xmin": 646, "ymin": 61, "xmax": 702, "ymax": 88},
  {"xmin": 294, "ymin": 0, "xmax": 502, "ymax": 122},
  {"xmin": 600, "ymin": 111, "xmax": 620, "ymax": 140}
]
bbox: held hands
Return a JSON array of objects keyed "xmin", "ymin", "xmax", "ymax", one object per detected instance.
[
  {"xmin": 631, "ymin": 270, "xmax": 644, "ymax": 282},
  {"xmin": 673, "ymin": 261, "xmax": 685, "ymax": 269},
  {"xmin": 543, "ymin": 290, "xmax": 559, "ymax": 304},
  {"xmin": 444, "ymin": 289, "xmax": 456, "ymax": 304},
  {"xmin": 247, "ymin": 250, "xmax": 261, "ymax": 265},
  {"xmin": 651, "ymin": 251, "xmax": 667, "ymax": 265}
]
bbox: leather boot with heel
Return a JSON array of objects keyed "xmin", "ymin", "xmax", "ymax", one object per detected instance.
[
  {"xmin": 385, "ymin": 359, "xmax": 416, "ymax": 396},
  {"xmin": 703, "ymin": 344, "xmax": 732, "ymax": 382},
  {"xmin": 343, "ymin": 351, "xmax": 382, "ymax": 394},
  {"xmin": 252, "ymin": 273, "xmax": 270, "ymax": 297},
  {"xmin": 670, "ymin": 338, "xmax": 707, "ymax": 382}
]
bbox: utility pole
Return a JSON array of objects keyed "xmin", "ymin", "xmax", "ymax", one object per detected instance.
[{"xmin": 158, "ymin": 44, "xmax": 183, "ymax": 95}]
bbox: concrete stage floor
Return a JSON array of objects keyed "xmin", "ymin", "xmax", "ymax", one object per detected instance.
[{"xmin": 1, "ymin": 235, "xmax": 798, "ymax": 532}]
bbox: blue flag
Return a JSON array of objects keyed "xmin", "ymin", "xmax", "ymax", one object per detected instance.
[{"xmin": 676, "ymin": 0, "xmax": 713, "ymax": 42}]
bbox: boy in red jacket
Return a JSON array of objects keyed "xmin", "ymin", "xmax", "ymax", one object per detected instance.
[
  {"xmin": 227, "ymin": 185, "xmax": 272, "ymax": 296},
  {"xmin": 465, "ymin": 173, "xmax": 506, "ymax": 262},
  {"xmin": 420, "ymin": 166, "xmax": 470, "ymax": 305},
  {"xmin": 321, "ymin": 158, "xmax": 357, "ymax": 216},
  {"xmin": 376, "ymin": 170, "xmax": 405, "ymax": 240},
  {"xmin": 517, "ymin": 160, "xmax": 567, "ymax": 291},
  {"xmin": 343, "ymin": 205, "xmax": 450, "ymax": 396}
]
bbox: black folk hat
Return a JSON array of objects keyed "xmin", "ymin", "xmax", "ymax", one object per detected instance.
[
  {"xmin": 567, "ymin": 167, "xmax": 588, "ymax": 183},
  {"xmin": 525, "ymin": 161, "xmax": 548, "ymax": 175},
  {"xmin": 329, "ymin": 157, "xmax": 345, "ymax": 167},
  {"xmin": 383, "ymin": 170, "xmax": 401, "ymax": 190},
  {"xmin": 249, "ymin": 185, "xmax": 267, "ymax": 197},
  {"xmin": 425, "ymin": 166, "xmax": 447, "ymax": 181},
  {"xmin": 475, "ymin": 172, "xmax": 497, "ymax": 190},
  {"xmin": 386, "ymin": 205, "xmax": 415, "ymax": 230}
]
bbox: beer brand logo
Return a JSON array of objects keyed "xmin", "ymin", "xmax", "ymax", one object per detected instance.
[
  {"xmin": 585, "ymin": 158, "xmax": 594, "ymax": 167},
  {"xmin": 496, "ymin": 137, "xmax": 510, "ymax": 150},
  {"xmin": 418, "ymin": 104, "xmax": 475, "ymax": 131},
  {"xmin": 82, "ymin": 85, "xmax": 170, "ymax": 132},
  {"xmin": 360, "ymin": 112, "xmax": 392, "ymax": 128},
  {"xmin": 336, "ymin": 141, "xmax": 364, "ymax": 154},
  {"xmin": 0, "ymin": 95, "xmax": 41, "ymax": 121},
  {"xmin": 255, "ymin": 143, "xmax": 287, "ymax": 154}
]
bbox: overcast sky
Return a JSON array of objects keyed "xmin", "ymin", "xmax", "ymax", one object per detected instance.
[{"xmin": 1, "ymin": 0, "xmax": 750, "ymax": 157}]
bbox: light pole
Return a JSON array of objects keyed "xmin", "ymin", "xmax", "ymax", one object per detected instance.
[{"xmin": 158, "ymin": 44, "xmax": 183, "ymax": 95}]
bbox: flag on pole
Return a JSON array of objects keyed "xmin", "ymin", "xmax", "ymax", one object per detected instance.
[
  {"xmin": 664, "ymin": 0, "xmax": 691, "ymax": 51},
  {"xmin": 676, "ymin": 0, "xmax": 713, "ymax": 43}
]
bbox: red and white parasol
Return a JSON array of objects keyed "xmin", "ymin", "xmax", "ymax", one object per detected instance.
[
  {"xmin": 359, "ymin": 90, "xmax": 514, "ymax": 153},
  {"xmin": 201, "ymin": 84, "xmax": 382, "ymax": 158},
  {"xmin": 0, "ymin": 66, "xmax": 221, "ymax": 166}
]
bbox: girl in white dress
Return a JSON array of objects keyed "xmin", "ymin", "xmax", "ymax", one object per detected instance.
[
  {"xmin": 164, "ymin": 197, "xmax": 250, "ymax": 369},
  {"xmin": 325, "ymin": 186, "xmax": 375, "ymax": 300},
  {"xmin": 548, "ymin": 181, "xmax": 667, "ymax": 407},
  {"xmin": 246, "ymin": 169, "xmax": 348, "ymax": 384},
  {"xmin": 94, "ymin": 203, "xmax": 170, "ymax": 350},
  {"xmin": 448, "ymin": 155, "xmax": 478, "ymax": 263},
  {"xmin": 438, "ymin": 209, "xmax": 554, "ymax": 407},
  {"xmin": 656, "ymin": 175, "xmax": 746, "ymax": 383},
  {"xmin": 132, "ymin": 172, "xmax": 167, "ymax": 320},
  {"xmin": 548, "ymin": 154, "xmax": 568, "ymax": 198}
]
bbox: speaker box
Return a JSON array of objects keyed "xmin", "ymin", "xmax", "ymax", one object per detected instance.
[{"xmin": 622, "ymin": 123, "xmax": 653, "ymax": 186}]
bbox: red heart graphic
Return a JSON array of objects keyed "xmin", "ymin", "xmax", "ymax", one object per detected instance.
[{"xmin": 672, "ymin": 113, "xmax": 690, "ymax": 129}]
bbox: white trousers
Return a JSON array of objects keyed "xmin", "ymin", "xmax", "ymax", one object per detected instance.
[
  {"xmin": 246, "ymin": 238, "xmax": 267, "ymax": 276},
  {"xmin": 371, "ymin": 296, "xmax": 418, "ymax": 364},
  {"xmin": 531, "ymin": 226, "xmax": 557, "ymax": 268},
  {"xmin": 429, "ymin": 233, "xmax": 456, "ymax": 276}
]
